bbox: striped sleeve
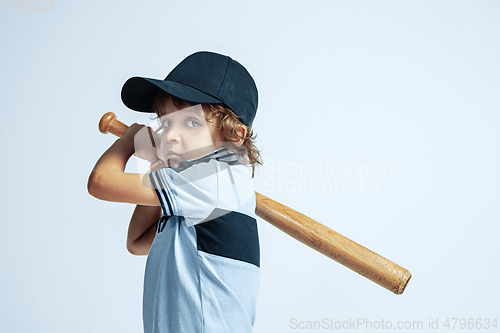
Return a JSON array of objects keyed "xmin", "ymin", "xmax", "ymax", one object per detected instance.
[{"xmin": 149, "ymin": 160, "xmax": 219, "ymax": 227}]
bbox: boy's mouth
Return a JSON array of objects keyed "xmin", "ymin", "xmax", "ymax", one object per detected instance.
[{"xmin": 164, "ymin": 150, "xmax": 181, "ymax": 159}]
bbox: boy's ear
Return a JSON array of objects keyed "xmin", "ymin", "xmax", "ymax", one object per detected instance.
[{"xmin": 234, "ymin": 124, "xmax": 247, "ymax": 146}]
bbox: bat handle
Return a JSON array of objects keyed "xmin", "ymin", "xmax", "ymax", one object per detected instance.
[
  {"xmin": 99, "ymin": 112, "xmax": 163, "ymax": 161},
  {"xmin": 99, "ymin": 112, "xmax": 129, "ymax": 137}
]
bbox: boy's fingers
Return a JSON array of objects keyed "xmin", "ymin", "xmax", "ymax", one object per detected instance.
[
  {"xmin": 122, "ymin": 123, "xmax": 144, "ymax": 140},
  {"xmin": 134, "ymin": 126, "xmax": 158, "ymax": 162},
  {"xmin": 150, "ymin": 159, "xmax": 166, "ymax": 172},
  {"xmin": 146, "ymin": 127, "xmax": 158, "ymax": 147}
]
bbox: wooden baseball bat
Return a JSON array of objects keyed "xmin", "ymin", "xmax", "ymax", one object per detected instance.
[{"xmin": 99, "ymin": 112, "xmax": 412, "ymax": 295}]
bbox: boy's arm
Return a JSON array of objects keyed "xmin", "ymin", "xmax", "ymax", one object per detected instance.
[
  {"xmin": 87, "ymin": 124, "xmax": 160, "ymax": 206},
  {"xmin": 126, "ymin": 205, "xmax": 161, "ymax": 255}
]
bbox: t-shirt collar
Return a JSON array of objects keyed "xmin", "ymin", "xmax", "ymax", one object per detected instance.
[{"xmin": 173, "ymin": 146, "xmax": 239, "ymax": 171}]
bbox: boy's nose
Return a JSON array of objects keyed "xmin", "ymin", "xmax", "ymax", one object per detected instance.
[{"xmin": 163, "ymin": 127, "xmax": 181, "ymax": 143}]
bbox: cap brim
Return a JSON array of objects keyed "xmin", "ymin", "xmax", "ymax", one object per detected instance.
[{"xmin": 121, "ymin": 77, "xmax": 222, "ymax": 112}]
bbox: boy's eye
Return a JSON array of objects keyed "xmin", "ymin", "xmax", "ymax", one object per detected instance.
[
  {"xmin": 187, "ymin": 119, "xmax": 200, "ymax": 127},
  {"xmin": 162, "ymin": 120, "xmax": 172, "ymax": 127}
]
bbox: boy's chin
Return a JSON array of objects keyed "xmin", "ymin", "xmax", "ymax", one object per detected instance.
[{"xmin": 166, "ymin": 159, "xmax": 181, "ymax": 168}]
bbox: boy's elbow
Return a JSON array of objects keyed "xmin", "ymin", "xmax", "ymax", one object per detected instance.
[
  {"xmin": 126, "ymin": 239, "xmax": 137, "ymax": 255},
  {"xmin": 87, "ymin": 171, "xmax": 105, "ymax": 199},
  {"xmin": 127, "ymin": 241, "xmax": 148, "ymax": 256},
  {"xmin": 126, "ymin": 242, "xmax": 137, "ymax": 255}
]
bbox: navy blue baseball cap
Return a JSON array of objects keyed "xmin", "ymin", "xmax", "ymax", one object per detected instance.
[{"xmin": 121, "ymin": 51, "xmax": 258, "ymax": 128}]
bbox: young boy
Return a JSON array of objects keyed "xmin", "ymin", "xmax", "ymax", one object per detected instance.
[{"xmin": 88, "ymin": 51, "xmax": 261, "ymax": 333}]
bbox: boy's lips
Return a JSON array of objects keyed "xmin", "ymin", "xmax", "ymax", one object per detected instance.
[{"xmin": 165, "ymin": 150, "xmax": 180, "ymax": 158}]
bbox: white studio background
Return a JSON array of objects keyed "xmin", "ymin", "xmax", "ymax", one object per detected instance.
[{"xmin": 1, "ymin": 1, "xmax": 499, "ymax": 332}]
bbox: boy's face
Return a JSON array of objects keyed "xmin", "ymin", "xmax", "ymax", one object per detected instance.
[{"xmin": 156, "ymin": 96, "xmax": 224, "ymax": 168}]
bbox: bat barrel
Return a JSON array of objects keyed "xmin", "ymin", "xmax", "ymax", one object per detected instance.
[{"xmin": 255, "ymin": 193, "xmax": 411, "ymax": 294}]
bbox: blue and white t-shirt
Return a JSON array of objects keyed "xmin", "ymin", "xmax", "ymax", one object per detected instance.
[{"xmin": 143, "ymin": 147, "xmax": 260, "ymax": 333}]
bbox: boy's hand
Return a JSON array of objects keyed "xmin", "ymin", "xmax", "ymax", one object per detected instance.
[
  {"xmin": 120, "ymin": 123, "xmax": 143, "ymax": 145},
  {"xmin": 150, "ymin": 159, "xmax": 167, "ymax": 172},
  {"xmin": 121, "ymin": 124, "xmax": 158, "ymax": 164}
]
